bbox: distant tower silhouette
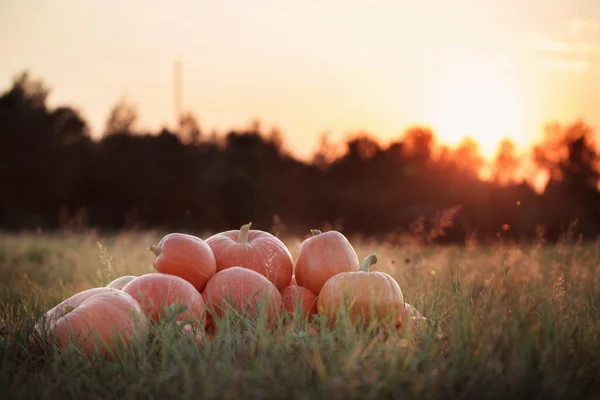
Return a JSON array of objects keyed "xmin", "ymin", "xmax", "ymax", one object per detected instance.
[{"xmin": 173, "ymin": 59, "xmax": 182, "ymax": 133}]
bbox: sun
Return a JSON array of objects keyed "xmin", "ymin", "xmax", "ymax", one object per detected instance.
[{"xmin": 425, "ymin": 53, "xmax": 526, "ymax": 158}]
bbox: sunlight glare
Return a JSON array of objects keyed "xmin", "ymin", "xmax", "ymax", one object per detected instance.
[{"xmin": 425, "ymin": 53, "xmax": 526, "ymax": 158}]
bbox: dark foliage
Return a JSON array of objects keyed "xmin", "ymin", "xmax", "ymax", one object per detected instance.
[{"xmin": 1, "ymin": 72, "xmax": 599, "ymax": 242}]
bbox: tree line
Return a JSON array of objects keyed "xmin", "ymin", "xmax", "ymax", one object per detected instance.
[{"xmin": 1, "ymin": 71, "xmax": 599, "ymax": 243}]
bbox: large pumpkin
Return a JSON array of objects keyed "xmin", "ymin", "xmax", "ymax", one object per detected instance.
[
  {"xmin": 150, "ymin": 233, "xmax": 216, "ymax": 291},
  {"xmin": 202, "ymin": 267, "xmax": 283, "ymax": 321},
  {"xmin": 205, "ymin": 222, "xmax": 293, "ymax": 291},
  {"xmin": 317, "ymin": 253, "xmax": 404, "ymax": 325},
  {"xmin": 295, "ymin": 229, "xmax": 359, "ymax": 295},
  {"xmin": 122, "ymin": 273, "xmax": 206, "ymax": 325},
  {"xmin": 281, "ymin": 285, "xmax": 318, "ymax": 320},
  {"xmin": 34, "ymin": 287, "xmax": 147, "ymax": 355},
  {"xmin": 106, "ymin": 275, "xmax": 137, "ymax": 290}
]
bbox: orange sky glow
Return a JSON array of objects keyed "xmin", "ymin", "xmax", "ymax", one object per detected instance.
[{"xmin": 1, "ymin": 0, "xmax": 599, "ymax": 167}]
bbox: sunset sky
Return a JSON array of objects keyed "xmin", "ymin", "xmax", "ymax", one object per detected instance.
[{"xmin": 1, "ymin": 0, "xmax": 599, "ymax": 159}]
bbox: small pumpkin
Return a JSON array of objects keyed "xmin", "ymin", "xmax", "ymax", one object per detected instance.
[
  {"xmin": 395, "ymin": 303, "xmax": 422, "ymax": 328},
  {"xmin": 281, "ymin": 285, "xmax": 318, "ymax": 320},
  {"xmin": 317, "ymin": 253, "xmax": 404, "ymax": 325},
  {"xmin": 202, "ymin": 266, "xmax": 283, "ymax": 321},
  {"xmin": 295, "ymin": 229, "xmax": 359, "ymax": 295},
  {"xmin": 206, "ymin": 222, "xmax": 293, "ymax": 291},
  {"xmin": 404, "ymin": 303, "xmax": 421, "ymax": 318},
  {"xmin": 34, "ymin": 287, "xmax": 147, "ymax": 355},
  {"xmin": 122, "ymin": 273, "xmax": 206, "ymax": 325},
  {"xmin": 408, "ymin": 317, "xmax": 444, "ymax": 339},
  {"xmin": 150, "ymin": 233, "xmax": 217, "ymax": 291},
  {"xmin": 106, "ymin": 275, "xmax": 137, "ymax": 290}
]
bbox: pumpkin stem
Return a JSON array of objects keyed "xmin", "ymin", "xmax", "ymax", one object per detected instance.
[
  {"xmin": 238, "ymin": 222, "xmax": 252, "ymax": 243},
  {"xmin": 311, "ymin": 229, "xmax": 322, "ymax": 236},
  {"xmin": 359, "ymin": 253, "xmax": 378, "ymax": 272},
  {"xmin": 149, "ymin": 245, "xmax": 161, "ymax": 257}
]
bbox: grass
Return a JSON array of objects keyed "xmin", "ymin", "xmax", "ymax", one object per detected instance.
[{"xmin": 1, "ymin": 230, "xmax": 600, "ymax": 399}]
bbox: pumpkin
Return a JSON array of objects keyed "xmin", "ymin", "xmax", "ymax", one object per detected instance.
[
  {"xmin": 295, "ymin": 229, "xmax": 359, "ymax": 295},
  {"xmin": 395, "ymin": 303, "xmax": 422, "ymax": 329},
  {"xmin": 289, "ymin": 275, "xmax": 297, "ymax": 286},
  {"xmin": 408, "ymin": 317, "xmax": 444, "ymax": 339},
  {"xmin": 106, "ymin": 275, "xmax": 137, "ymax": 290},
  {"xmin": 122, "ymin": 273, "xmax": 206, "ymax": 325},
  {"xmin": 281, "ymin": 285, "xmax": 318, "ymax": 320},
  {"xmin": 404, "ymin": 303, "xmax": 422, "ymax": 318},
  {"xmin": 205, "ymin": 222, "xmax": 293, "ymax": 291},
  {"xmin": 317, "ymin": 253, "xmax": 404, "ymax": 325},
  {"xmin": 34, "ymin": 287, "xmax": 147, "ymax": 355},
  {"xmin": 202, "ymin": 266, "xmax": 283, "ymax": 321},
  {"xmin": 150, "ymin": 233, "xmax": 216, "ymax": 291}
]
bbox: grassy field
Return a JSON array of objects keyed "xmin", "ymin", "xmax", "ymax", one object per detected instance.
[{"xmin": 1, "ymin": 231, "xmax": 599, "ymax": 399}]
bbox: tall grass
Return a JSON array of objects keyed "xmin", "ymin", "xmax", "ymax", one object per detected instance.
[{"xmin": 1, "ymin": 231, "xmax": 599, "ymax": 399}]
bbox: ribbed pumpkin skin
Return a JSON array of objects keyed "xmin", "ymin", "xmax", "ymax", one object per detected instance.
[
  {"xmin": 206, "ymin": 225, "xmax": 293, "ymax": 291},
  {"xmin": 35, "ymin": 288, "xmax": 148, "ymax": 355},
  {"xmin": 295, "ymin": 230, "xmax": 359, "ymax": 295},
  {"xmin": 122, "ymin": 273, "xmax": 206, "ymax": 325},
  {"xmin": 106, "ymin": 275, "xmax": 137, "ymax": 290},
  {"xmin": 281, "ymin": 285, "xmax": 318, "ymax": 319},
  {"xmin": 202, "ymin": 267, "xmax": 283, "ymax": 320},
  {"xmin": 317, "ymin": 255, "xmax": 403, "ymax": 326},
  {"xmin": 151, "ymin": 233, "xmax": 217, "ymax": 292}
]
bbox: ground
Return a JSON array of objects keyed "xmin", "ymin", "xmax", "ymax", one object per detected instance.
[{"xmin": 1, "ymin": 231, "xmax": 599, "ymax": 399}]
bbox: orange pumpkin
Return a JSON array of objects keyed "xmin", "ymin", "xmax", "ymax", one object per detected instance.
[
  {"xmin": 404, "ymin": 303, "xmax": 422, "ymax": 318},
  {"xmin": 317, "ymin": 253, "xmax": 404, "ymax": 325},
  {"xmin": 394, "ymin": 303, "xmax": 422, "ymax": 329},
  {"xmin": 295, "ymin": 229, "xmax": 359, "ymax": 295},
  {"xmin": 289, "ymin": 275, "xmax": 297, "ymax": 286},
  {"xmin": 407, "ymin": 317, "xmax": 444, "ymax": 339},
  {"xmin": 106, "ymin": 275, "xmax": 137, "ymax": 290},
  {"xmin": 281, "ymin": 285, "xmax": 318, "ymax": 320},
  {"xmin": 202, "ymin": 266, "xmax": 283, "ymax": 321},
  {"xmin": 122, "ymin": 273, "xmax": 206, "ymax": 325},
  {"xmin": 34, "ymin": 287, "xmax": 147, "ymax": 355},
  {"xmin": 150, "ymin": 233, "xmax": 216, "ymax": 291},
  {"xmin": 205, "ymin": 222, "xmax": 293, "ymax": 291}
]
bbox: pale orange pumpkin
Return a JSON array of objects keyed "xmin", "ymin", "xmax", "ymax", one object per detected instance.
[
  {"xmin": 317, "ymin": 253, "xmax": 404, "ymax": 325},
  {"xmin": 404, "ymin": 303, "xmax": 422, "ymax": 318},
  {"xmin": 106, "ymin": 275, "xmax": 137, "ymax": 290},
  {"xmin": 295, "ymin": 229, "xmax": 359, "ymax": 295},
  {"xmin": 202, "ymin": 266, "xmax": 283, "ymax": 321},
  {"xmin": 205, "ymin": 222, "xmax": 293, "ymax": 291},
  {"xmin": 281, "ymin": 285, "xmax": 318, "ymax": 320},
  {"xmin": 394, "ymin": 302, "xmax": 422, "ymax": 329},
  {"xmin": 150, "ymin": 233, "xmax": 216, "ymax": 291},
  {"xmin": 289, "ymin": 275, "xmax": 297, "ymax": 286},
  {"xmin": 122, "ymin": 273, "xmax": 206, "ymax": 325},
  {"xmin": 34, "ymin": 287, "xmax": 147, "ymax": 355},
  {"xmin": 407, "ymin": 317, "xmax": 444, "ymax": 339}
]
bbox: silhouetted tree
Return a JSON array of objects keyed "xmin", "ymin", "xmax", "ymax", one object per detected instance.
[
  {"xmin": 493, "ymin": 138, "xmax": 520, "ymax": 184},
  {"xmin": 1, "ymin": 71, "xmax": 599, "ymax": 242},
  {"xmin": 402, "ymin": 126, "xmax": 435, "ymax": 168},
  {"xmin": 453, "ymin": 137, "xmax": 485, "ymax": 174},
  {"xmin": 179, "ymin": 111, "xmax": 201, "ymax": 144},
  {"xmin": 104, "ymin": 98, "xmax": 138, "ymax": 135}
]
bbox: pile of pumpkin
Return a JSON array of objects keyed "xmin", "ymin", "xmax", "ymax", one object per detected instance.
[{"xmin": 33, "ymin": 224, "xmax": 429, "ymax": 355}]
